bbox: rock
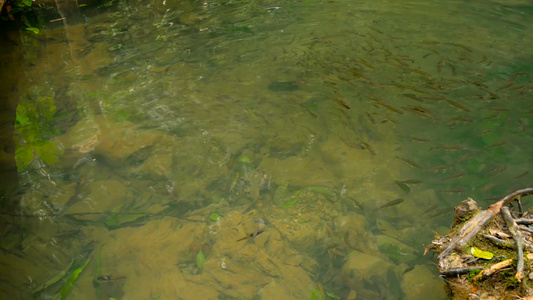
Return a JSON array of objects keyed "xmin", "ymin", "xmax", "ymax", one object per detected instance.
[
  {"xmin": 454, "ymin": 197, "xmax": 478, "ymax": 226},
  {"xmin": 335, "ymin": 213, "xmax": 378, "ymax": 255},
  {"xmin": 66, "ymin": 179, "xmax": 128, "ymax": 220},
  {"xmin": 258, "ymin": 281, "xmax": 293, "ymax": 299},
  {"xmin": 257, "ymin": 156, "xmax": 335, "ymax": 187},
  {"xmin": 342, "ymin": 251, "xmax": 401, "ymax": 299},
  {"xmin": 401, "ymin": 265, "xmax": 447, "ymax": 300},
  {"xmin": 133, "ymin": 153, "xmax": 173, "ymax": 178},
  {"xmin": 375, "ymin": 234, "xmax": 419, "ymax": 264}
]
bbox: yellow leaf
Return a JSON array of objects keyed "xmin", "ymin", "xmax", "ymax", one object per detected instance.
[{"xmin": 470, "ymin": 247, "xmax": 494, "ymax": 260}]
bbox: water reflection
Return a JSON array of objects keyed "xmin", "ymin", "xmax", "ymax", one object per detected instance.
[{"xmin": 0, "ymin": 0, "xmax": 531, "ymax": 299}]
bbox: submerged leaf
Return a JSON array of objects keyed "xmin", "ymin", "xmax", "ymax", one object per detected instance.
[
  {"xmin": 310, "ymin": 288, "xmax": 326, "ymax": 300},
  {"xmin": 281, "ymin": 198, "xmax": 298, "ymax": 209},
  {"xmin": 209, "ymin": 213, "xmax": 222, "ymax": 221},
  {"xmin": 196, "ymin": 250, "xmax": 205, "ymax": 269},
  {"xmin": 33, "ymin": 260, "xmax": 74, "ymax": 293},
  {"xmin": 59, "ymin": 257, "xmax": 91, "ymax": 300}
]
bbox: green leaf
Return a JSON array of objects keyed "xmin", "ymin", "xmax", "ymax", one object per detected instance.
[
  {"xmin": 306, "ymin": 186, "xmax": 336, "ymax": 198},
  {"xmin": 326, "ymin": 291, "xmax": 341, "ymax": 299},
  {"xmin": 33, "ymin": 260, "xmax": 74, "ymax": 293},
  {"xmin": 310, "ymin": 288, "xmax": 325, "ymax": 300},
  {"xmin": 281, "ymin": 198, "xmax": 298, "ymax": 209},
  {"xmin": 37, "ymin": 140, "xmax": 63, "ymax": 165},
  {"xmin": 209, "ymin": 213, "xmax": 221, "ymax": 221},
  {"xmin": 15, "ymin": 146, "xmax": 35, "ymax": 170},
  {"xmin": 25, "ymin": 27, "xmax": 40, "ymax": 34},
  {"xmin": 196, "ymin": 250, "xmax": 205, "ymax": 269},
  {"xmin": 59, "ymin": 257, "xmax": 91, "ymax": 300},
  {"xmin": 239, "ymin": 156, "xmax": 251, "ymax": 163},
  {"xmin": 16, "ymin": 107, "xmax": 30, "ymax": 125},
  {"xmin": 470, "ymin": 247, "xmax": 493, "ymax": 260}
]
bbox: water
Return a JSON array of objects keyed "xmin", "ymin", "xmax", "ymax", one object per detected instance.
[{"xmin": 0, "ymin": 0, "xmax": 531, "ymax": 299}]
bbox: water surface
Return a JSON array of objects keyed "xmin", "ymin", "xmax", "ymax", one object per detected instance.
[{"xmin": 0, "ymin": 0, "xmax": 531, "ymax": 299}]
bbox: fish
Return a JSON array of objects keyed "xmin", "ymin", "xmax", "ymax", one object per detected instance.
[
  {"xmin": 97, "ymin": 275, "xmax": 127, "ymax": 281},
  {"xmin": 360, "ymin": 141, "xmax": 376, "ymax": 156},
  {"xmin": 487, "ymin": 140, "xmax": 507, "ymax": 148},
  {"xmin": 443, "ymin": 42, "xmax": 473, "ymax": 52},
  {"xmin": 517, "ymin": 119, "xmax": 527, "ymax": 132},
  {"xmin": 438, "ymin": 188, "xmax": 466, "ymax": 194},
  {"xmin": 514, "ymin": 171, "xmax": 529, "ymax": 179},
  {"xmin": 446, "ymin": 99, "xmax": 470, "ymax": 112},
  {"xmin": 430, "ymin": 145, "xmax": 465, "ymax": 151},
  {"xmin": 442, "ymin": 172, "xmax": 465, "ymax": 181},
  {"xmin": 487, "ymin": 165, "xmax": 507, "ymax": 177},
  {"xmin": 375, "ymin": 198, "xmax": 404, "ymax": 210},
  {"xmin": 403, "ymin": 94, "xmax": 425, "ymax": 102},
  {"xmin": 423, "ymin": 204, "xmax": 439, "ymax": 214},
  {"xmin": 395, "ymin": 156, "xmax": 422, "ymax": 168},
  {"xmin": 395, "ymin": 179, "xmax": 422, "ymax": 184},
  {"xmin": 495, "ymin": 82, "xmax": 514, "ymax": 92},
  {"xmin": 402, "ymin": 106, "xmax": 435, "ymax": 120},
  {"xmin": 237, "ymin": 229, "xmax": 264, "ymax": 241},
  {"xmin": 400, "ymin": 136, "xmax": 431, "ymax": 143},
  {"xmin": 376, "ymin": 101, "xmax": 403, "ymax": 114},
  {"xmin": 395, "ymin": 181, "xmax": 410, "ymax": 194}
]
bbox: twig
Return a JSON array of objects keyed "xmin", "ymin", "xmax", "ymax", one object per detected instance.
[
  {"xmin": 482, "ymin": 234, "xmax": 515, "ymax": 249},
  {"xmin": 473, "ymin": 253, "xmax": 533, "ymax": 282},
  {"xmin": 518, "ymin": 226, "xmax": 533, "ymax": 233},
  {"xmin": 440, "ymin": 267, "xmax": 483, "ymax": 277},
  {"xmin": 501, "ymin": 206, "xmax": 525, "ymax": 283},
  {"xmin": 515, "ymin": 218, "xmax": 533, "ymax": 225},
  {"xmin": 473, "ymin": 258, "xmax": 514, "ymax": 281}
]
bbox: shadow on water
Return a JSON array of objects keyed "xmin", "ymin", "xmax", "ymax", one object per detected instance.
[{"xmin": 0, "ymin": 0, "xmax": 531, "ymax": 299}]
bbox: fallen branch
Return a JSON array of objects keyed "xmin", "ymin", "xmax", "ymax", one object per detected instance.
[
  {"xmin": 501, "ymin": 206, "xmax": 525, "ymax": 283},
  {"xmin": 473, "ymin": 253, "xmax": 533, "ymax": 281}
]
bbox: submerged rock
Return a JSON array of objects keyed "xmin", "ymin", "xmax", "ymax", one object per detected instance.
[
  {"xmin": 401, "ymin": 265, "xmax": 447, "ymax": 300},
  {"xmin": 341, "ymin": 250, "xmax": 401, "ymax": 299}
]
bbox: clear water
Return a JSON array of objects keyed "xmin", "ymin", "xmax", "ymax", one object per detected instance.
[{"xmin": 0, "ymin": 0, "xmax": 531, "ymax": 299}]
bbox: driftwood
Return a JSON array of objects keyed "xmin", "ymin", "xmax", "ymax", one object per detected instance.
[{"xmin": 431, "ymin": 187, "xmax": 533, "ymax": 299}]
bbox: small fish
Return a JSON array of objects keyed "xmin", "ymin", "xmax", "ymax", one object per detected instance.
[
  {"xmin": 438, "ymin": 188, "xmax": 466, "ymax": 194},
  {"xmin": 395, "ymin": 181, "xmax": 410, "ymax": 194},
  {"xmin": 446, "ymin": 99, "xmax": 470, "ymax": 112},
  {"xmin": 487, "ymin": 165, "xmax": 507, "ymax": 177},
  {"xmin": 376, "ymin": 101, "xmax": 403, "ymax": 114},
  {"xmin": 97, "ymin": 275, "xmax": 127, "ymax": 281},
  {"xmin": 360, "ymin": 141, "xmax": 376, "ymax": 156},
  {"xmin": 423, "ymin": 204, "xmax": 439, "ymax": 214},
  {"xmin": 517, "ymin": 119, "xmax": 527, "ymax": 132},
  {"xmin": 395, "ymin": 179, "xmax": 422, "ymax": 184},
  {"xmin": 495, "ymin": 82, "xmax": 514, "ymax": 92},
  {"xmin": 375, "ymin": 198, "xmax": 404, "ymax": 210},
  {"xmin": 402, "ymin": 106, "xmax": 435, "ymax": 120},
  {"xmin": 237, "ymin": 229, "xmax": 264, "ymax": 242},
  {"xmin": 443, "ymin": 42, "xmax": 473, "ymax": 52},
  {"xmin": 395, "ymin": 156, "xmax": 422, "ymax": 168},
  {"xmin": 514, "ymin": 171, "xmax": 529, "ymax": 179},
  {"xmin": 430, "ymin": 145, "xmax": 465, "ymax": 151},
  {"xmin": 402, "ymin": 93, "xmax": 424, "ymax": 102},
  {"xmin": 442, "ymin": 172, "xmax": 465, "ymax": 181},
  {"xmin": 400, "ymin": 136, "xmax": 431, "ymax": 143},
  {"xmin": 427, "ymin": 208, "xmax": 452, "ymax": 219},
  {"xmin": 487, "ymin": 140, "xmax": 507, "ymax": 148}
]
